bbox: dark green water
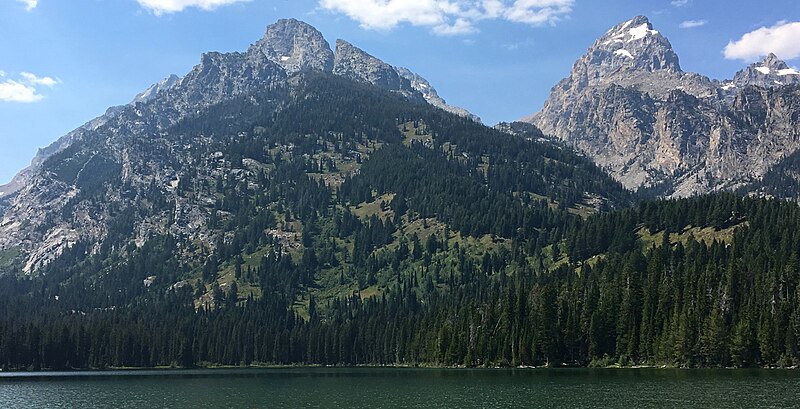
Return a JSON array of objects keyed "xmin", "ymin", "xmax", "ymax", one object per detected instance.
[{"xmin": 1, "ymin": 367, "xmax": 799, "ymax": 408}]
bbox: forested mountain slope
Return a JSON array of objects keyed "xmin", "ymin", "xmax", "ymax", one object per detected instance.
[
  {"xmin": 1, "ymin": 18, "xmax": 798, "ymax": 371},
  {"xmin": 0, "ymin": 30, "xmax": 638, "ymax": 369}
]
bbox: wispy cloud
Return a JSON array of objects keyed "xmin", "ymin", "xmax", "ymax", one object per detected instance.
[
  {"xmin": 679, "ymin": 19, "xmax": 707, "ymax": 29},
  {"xmin": 504, "ymin": 37, "xmax": 536, "ymax": 51},
  {"xmin": 19, "ymin": 72, "xmax": 60, "ymax": 87},
  {"xmin": 670, "ymin": 0, "xmax": 690, "ymax": 7},
  {"xmin": 318, "ymin": 0, "xmax": 575, "ymax": 36},
  {"xmin": 724, "ymin": 21, "xmax": 800, "ymax": 61},
  {"xmin": 136, "ymin": 0, "xmax": 249, "ymax": 15},
  {"xmin": 432, "ymin": 18, "xmax": 476, "ymax": 36},
  {"xmin": 15, "ymin": 0, "xmax": 38, "ymax": 11},
  {"xmin": 0, "ymin": 71, "xmax": 60, "ymax": 103}
]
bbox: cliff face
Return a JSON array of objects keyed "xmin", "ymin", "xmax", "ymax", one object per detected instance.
[{"xmin": 528, "ymin": 16, "xmax": 800, "ymax": 197}]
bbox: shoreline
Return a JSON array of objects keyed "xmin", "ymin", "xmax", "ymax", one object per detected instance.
[{"xmin": 1, "ymin": 363, "xmax": 796, "ymax": 374}]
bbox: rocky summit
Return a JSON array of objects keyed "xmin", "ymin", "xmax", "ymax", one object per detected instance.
[
  {"xmin": 251, "ymin": 18, "xmax": 334, "ymax": 75},
  {"xmin": 527, "ymin": 15, "xmax": 800, "ymax": 197},
  {"xmin": 726, "ymin": 53, "xmax": 800, "ymax": 90}
]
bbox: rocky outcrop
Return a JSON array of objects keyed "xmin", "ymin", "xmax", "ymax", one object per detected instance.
[
  {"xmin": 395, "ymin": 67, "xmax": 480, "ymax": 122},
  {"xmin": 527, "ymin": 15, "xmax": 800, "ymax": 197},
  {"xmin": 333, "ymin": 39, "xmax": 420, "ymax": 101},
  {"xmin": 133, "ymin": 74, "xmax": 181, "ymax": 104}
]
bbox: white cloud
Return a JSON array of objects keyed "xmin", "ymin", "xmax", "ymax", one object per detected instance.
[
  {"xmin": 0, "ymin": 80, "xmax": 42, "ymax": 103},
  {"xmin": 432, "ymin": 18, "xmax": 477, "ymax": 35},
  {"xmin": 505, "ymin": 0, "xmax": 573, "ymax": 25},
  {"xmin": 724, "ymin": 21, "xmax": 800, "ymax": 61},
  {"xmin": 16, "ymin": 0, "xmax": 38, "ymax": 11},
  {"xmin": 136, "ymin": 0, "xmax": 249, "ymax": 15},
  {"xmin": 679, "ymin": 19, "xmax": 706, "ymax": 29},
  {"xmin": 670, "ymin": 0, "xmax": 689, "ymax": 6},
  {"xmin": 318, "ymin": 0, "xmax": 574, "ymax": 36},
  {"xmin": 0, "ymin": 71, "xmax": 60, "ymax": 103},
  {"xmin": 20, "ymin": 72, "xmax": 60, "ymax": 87}
]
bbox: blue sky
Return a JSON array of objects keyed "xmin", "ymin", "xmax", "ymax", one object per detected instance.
[{"xmin": 1, "ymin": 0, "xmax": 799, "ymax": 184}]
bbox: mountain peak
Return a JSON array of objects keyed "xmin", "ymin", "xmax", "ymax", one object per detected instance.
[
  {"xmin": 731, "ymin": 52, "xmax": 800, "ymax": 88},
  {"xmin": 249, "ymin": 18, "xmax": 334, "ymax": 74},
  {"xmin": 762, "ymin": 53, "xmax": 785, "ymax": 68},
  {"xmin": 608, "ymin": 15, "xmax": 651, "ymax": 32},
  {"xmin": 589, "ymin": 15, "xmax": 680, "ymax": 74}
]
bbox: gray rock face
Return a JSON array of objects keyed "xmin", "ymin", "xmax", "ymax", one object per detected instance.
[
  {"xmin": 527, "ymin": 15, "xmax": 800, "ymax": 197},
  {"xmin": 0, "ymin": 47, "xmax": 290, "ymax": 271},
  {"xmin": 0, "ymin": 24, "xmax": 293, "ymax": 272},
  {"xmin": 333, "ymin": 40, "xmax": 421, "ymax": 101},
  {"xmin": 395, "ymin": 67, "xmax": 480, "ymax": 122},
  {"xmin": 133, "ymin": 74, "xmax": 181, "ymax": 104},
  {"xmin": 250, "ymin": 18, "xmax": 334, "ymax": 75},
  {"xmin": 0, "ymin": 73, "xmax": 182, "ymax": 201}
]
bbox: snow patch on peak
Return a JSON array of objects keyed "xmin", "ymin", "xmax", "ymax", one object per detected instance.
[
  {"xmin": 606, "ymin": 19, "xmax": 633, "ymax": 35},
  {"xmin": 778, "ymin": 68, "xmax": 800, "ymax": 76},
  {"xmin": 721, "ymin": 83, "xmax": 736, "ymax": 91},
  {"xmin": 755, "ymin": 66, "xmax": 771, "ymax": 75},
  {"xmin": 614, "ymin": 49, "xmax": 633, "ymax": 59},
  {"xmin": 628, "ymin": 24, "xmax": 658, "ymax": 41},
  {"xmin": 280, "ymin": 56, "xmax": 291, "ymax": 61}
]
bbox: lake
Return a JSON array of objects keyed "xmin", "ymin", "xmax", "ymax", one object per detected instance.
[{"xmin": 1, "ymin": 367, "xmax": 798, "ymax": 408}]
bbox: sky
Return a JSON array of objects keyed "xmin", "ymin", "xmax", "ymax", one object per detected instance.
[{"xmin": 1, "ymin": 0, "xmax": 799, "ymax": 185}]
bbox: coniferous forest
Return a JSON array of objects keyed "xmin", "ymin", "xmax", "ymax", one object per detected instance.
[{"xmin": 1, "ymin": 74, "xmax": 799, "ymax": 370}]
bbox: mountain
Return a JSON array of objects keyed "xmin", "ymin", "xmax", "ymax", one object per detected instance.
[
  {"xmin": 0, "ymin": 20, "xmax": 475, "ymax": 202},
  {"xmin": 526, "ymin": 16, "xmax": 800, "ymax": 197},
  {"xmin": 0, "ymin": 18, "xmax": 625, "ymax": 276},
  {"xmin": 2, "ymin": 18, "xmax": 800, "ymax": 371}
]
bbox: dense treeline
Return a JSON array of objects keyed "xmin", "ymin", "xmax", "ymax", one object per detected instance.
[
  {"xmin": 339, "ymin": 144, "xmax": 570, "ymax": 240},
  {"xmin": 2, "ymin": 195, "xmax": 800, "ymax": 369}
]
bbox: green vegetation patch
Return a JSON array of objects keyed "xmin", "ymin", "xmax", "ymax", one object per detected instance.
[
  {"xmin": 638, "ymin": 223, "xmax": 745, "ymax": 247},
  {"xmin": 0, "ymin": 247, "xmax": 21, "ymax": 269}
]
